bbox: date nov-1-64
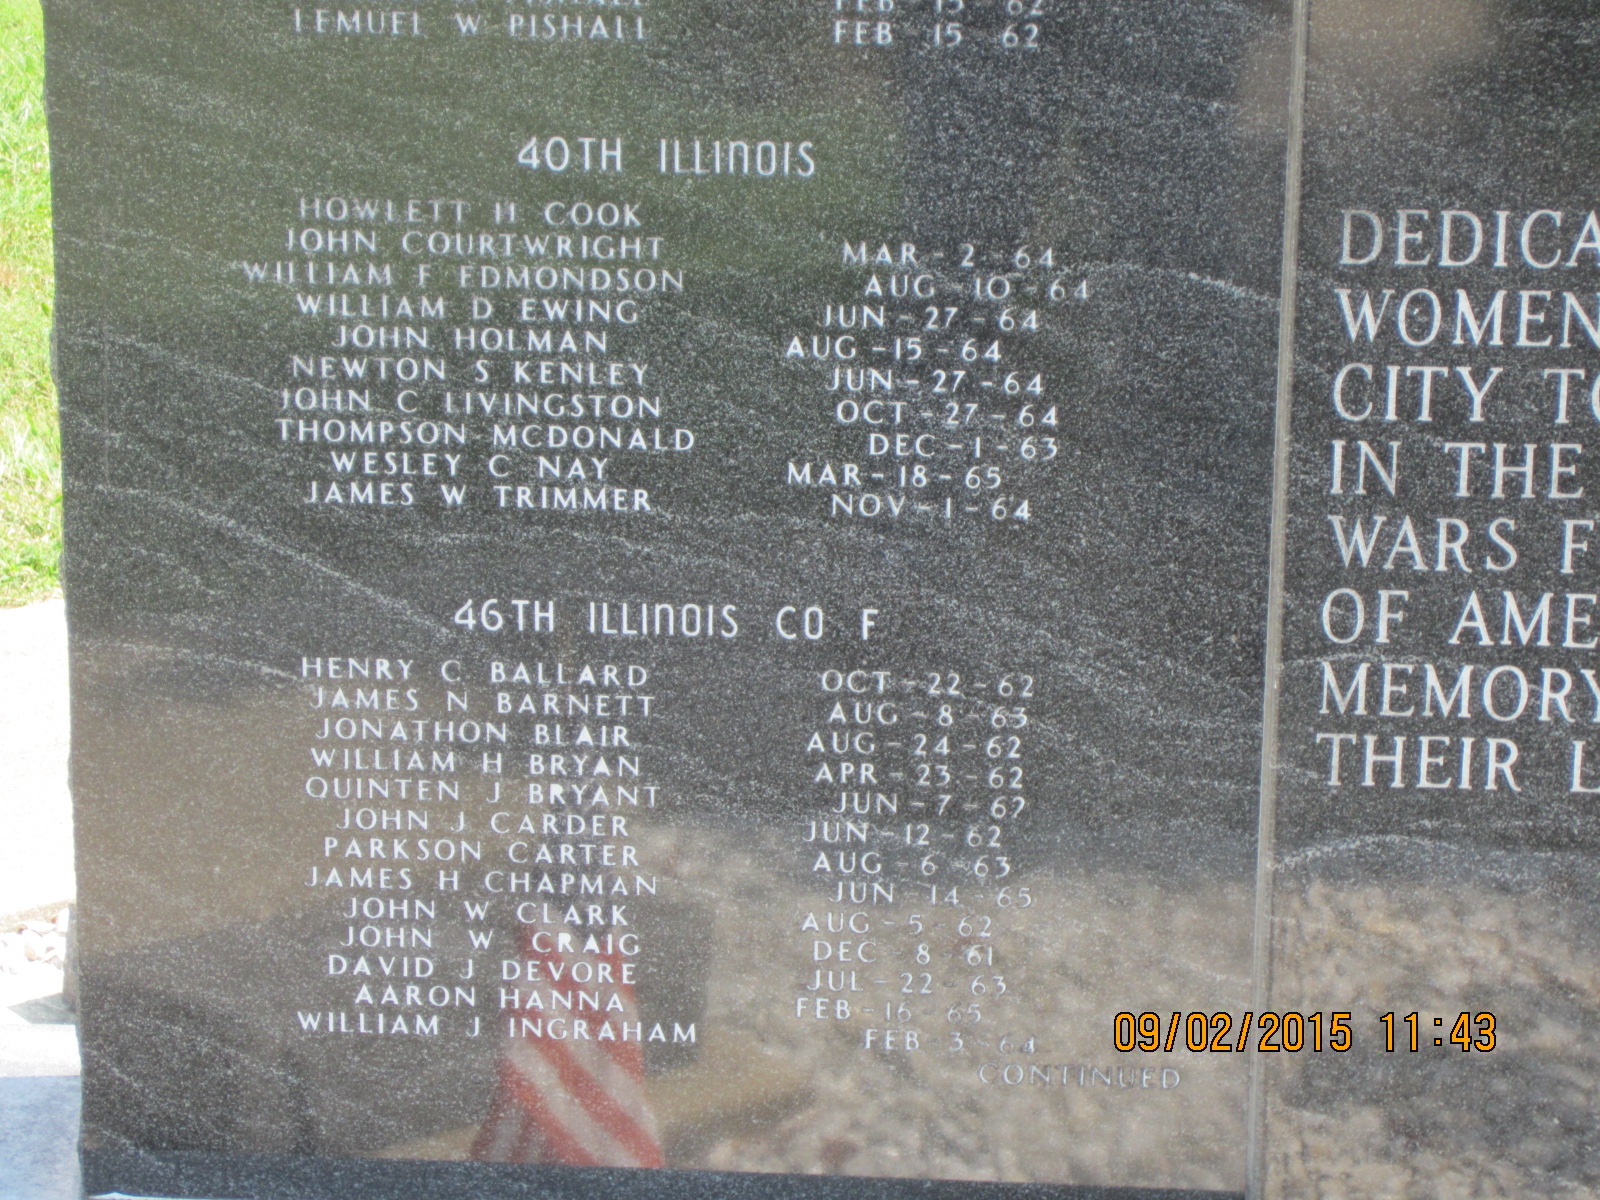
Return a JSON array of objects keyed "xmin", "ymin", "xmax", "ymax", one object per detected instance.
[{"xmin": 1112, "ymin": 1011, "xmax": 1497, "ymax": 1054}]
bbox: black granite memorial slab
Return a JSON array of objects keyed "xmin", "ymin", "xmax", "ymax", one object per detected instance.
[
  {"xmin": 50, "ymin": 0, "xmax": 1600, "ymax": 1197},
  {"xmin": 48, "ymin": 1, "xmax": 1285, "ymax": 1195},
  {"xmin": 1264, "ymin": 1, "xmax": 1600, "ymax": 1195}
]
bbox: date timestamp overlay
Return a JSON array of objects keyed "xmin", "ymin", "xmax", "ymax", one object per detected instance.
[{"xmin": 1112, "ymin": 1011, "xmax": 1498, "ymax": 1053}]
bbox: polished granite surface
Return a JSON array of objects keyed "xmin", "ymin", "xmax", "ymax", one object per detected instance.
[{"xmin": 42, "ymin": 0, "xmax": 1600, "ymax": 1196}]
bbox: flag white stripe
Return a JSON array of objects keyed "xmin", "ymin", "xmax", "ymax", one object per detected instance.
[{"xmin": 505, "ymin": 1037, "xmax": 642, "ymax": 1165}]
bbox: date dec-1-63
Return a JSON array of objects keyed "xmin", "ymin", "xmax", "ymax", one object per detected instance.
[{"xmin": 1112, "ymin": 1011, "xmax": 1497, "ymax": 1054}]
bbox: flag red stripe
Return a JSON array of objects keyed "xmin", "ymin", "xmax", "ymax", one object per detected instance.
[
  {"xmin": 535, "ymin": 1034, "xmax": 663, "ymax": 1167},
  {"xmin": 536, "ymin": 944, "xmax": 652, "ymax": 1083},
  {"xmin": 474, "ymin": 924, "xmax": 664, "ymax": 1168},
  {"xmin": 506, "ymin": 1061, "xmax": 601, "ymax": 1166}
]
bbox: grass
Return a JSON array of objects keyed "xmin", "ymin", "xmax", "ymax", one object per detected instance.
[{"xmin": 0, "ymin": 0, "xmax": 58, "ymax": 606}]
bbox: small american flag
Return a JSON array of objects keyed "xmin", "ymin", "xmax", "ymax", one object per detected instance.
[{"xmin": 471, "ymin": 924, "xmax": 664, "ymax": 1168}]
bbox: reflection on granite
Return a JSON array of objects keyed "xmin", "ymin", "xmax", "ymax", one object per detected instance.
[
  {"xmin": 1266, "ymin": 1, "xmax": 1600, "ymax": 1195},
  {"xmin": 47, "ymin": 0, "xmax": 1600, "ymax": 1196}
]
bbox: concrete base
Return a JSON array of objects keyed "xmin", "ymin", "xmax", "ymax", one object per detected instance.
[{"xmin": 0, "ymin": 597, "xmax": 72, "ymax": 923}]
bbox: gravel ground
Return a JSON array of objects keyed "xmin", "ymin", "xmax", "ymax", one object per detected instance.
[
  {"xmin": 1264, "ymin": 877, "xmax": 1600, "ymax": 1199},
  {"xmin": 630, "ymin": 826, "xmax": 1600, "ymax": 1195},
  {"xmin": 0, "ymin": 908, "xmax": 69, "ymax": 971},
  {"xmin": 0, "ymin": 907, "xmax": 71, "ymax": 1022},
  {"xmin": 642, "ymin": 824, "xmax": 1250, "ymax": 1191}
]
